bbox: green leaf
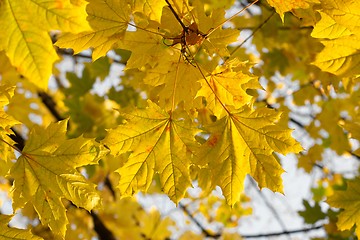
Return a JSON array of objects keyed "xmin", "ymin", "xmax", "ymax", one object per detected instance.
[{"xmin": 298, "ymin": 200, "xmax": 326, "ymax": 224}]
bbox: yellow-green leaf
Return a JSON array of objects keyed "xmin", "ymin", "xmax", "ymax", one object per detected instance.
[
  {"xmin": 327, "ymin": 178, "xmax": 360, "ymax": 238},
  {"xmin": 266, "ymin": 0, "xmax": 319, "ymax": 22},
  {"xmin": 0, "ymin": 0, "xmax": 59, "ymax": 89},
  {"xmin": 196, "ymin": 60, "xmax": 260, "ymax": 118},
  {"xmin": 130, "ymin": 0, "xmax": 167, "ymax": 23},
  {"xmin": 0, "ymin": 214, "xmax": 43, "ymax": 240},
  {"xmin": 0, "ymin": 84, "xmax": 20, "ymax": 129},
  {"xmin": 9, "ymin": 120, "xmax": 108, "ymax": 238},
  {"xmin": 197, "ymin": 106, "xmax": 302, "ymax": 206},
  {"xmin": 312, "ymin": 35, "xmax": 360, "ymax": 77},
  {"xmin": 103, "ymin": 101, "xmax": 198, "ymax": 203},
  {"xmin": 311, "ymin": 12, "xmax": 353, "ymax": 39},
  {"xmin": 27, "ymin": 0, "xmax": 91, "ymax": 33},
  {"xmin": 56, "ymin": 0, "xmax": 131, "ymax": 60}
]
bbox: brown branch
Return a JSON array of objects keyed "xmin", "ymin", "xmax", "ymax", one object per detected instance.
[
  {"xmin": 8, "ymin": 128, "xmax": 25, "ymax": 151},
  {"xmin": 179, "ymin": 202, "xmax": 221, "ymax": 238},
  {"xmin": 242, "ymin": 224, "xmax": 324, "ymax": 238},
  {"xmin": 57, "ymin": 48, "xmax": 126, "ymax": 65},
  {"xmin": 38, "ymin": 91, "xmax": 64, "ymax": 121},
  {"xmin": 90, "ymin": 211, "xmax": 116, "ymax": 240},
  {"xmin": 249, "ymin": 179, "xmax": 291, "ymax": 240}
]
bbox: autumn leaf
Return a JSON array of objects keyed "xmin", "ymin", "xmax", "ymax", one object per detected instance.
[
  {"xmin": 0, "ymin": 214, "xmax": 43, "ymax": 240},
  {"xmin": 0, "ymin": 84, "xmax": 20, "ymax": 129},
  {"xmin": 103, "ymin": 101, "xmax": 198, "ymax": 203},
  {"xmin": 9, "ymin": 120, "xmax": 108, "ymax": 238},
  {"xmin": 197, "ymin": 106, "xmax": 302, "ymax": 206},
  {"xmin": 56, "ymin": 0, "xmax": 131, "ymax": 60},
  {"xmin": 312, "ymin": 35, "xmax": 360, "ymax": 77},
  {"xmin": 0, "ymin": 0, "xmax": 90, "ymax": 89},
  {"xmin": 327, "ymin": 178, "xmax": 360, "ymax": 238},
  {"xmin": 196, "ymin": 59, "xmax": 260, "ymax": 118},
  {"xmin": 129, "ymin": 0, "xmax": 167, "ymax": 23},
  {"xmin": 266, "ymin": 0, "xmax": 320, "ymax": 22}
]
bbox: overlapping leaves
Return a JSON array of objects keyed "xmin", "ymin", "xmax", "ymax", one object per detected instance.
[
  {"xmin": 0, "ymin": 0, "xmax": 90, "ymax": 89},
  {"xmin": 10, "ymin": 120, "xmax": 108, "ymax": 238}
]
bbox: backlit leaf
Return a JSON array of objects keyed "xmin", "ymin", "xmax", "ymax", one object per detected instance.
[
  {"xmin": 327, "ymin": 178, "xmax": 360, "ymax": 238},
  {"xmin": 0, "ymin": 215, "xmax": 43, "ymax": 240},
  {"xmin": 10, "ymin": 120, "xmax": 108, "ymax": 238},
  {"xmin": 197, "ymin": 106, "xmax": 302, "ymax": 206},
  {"xmin": 56, "ymin": 0, "xmax": 131, "ymax": 60},
  {"xmin": 266, "ymin": 0, "xmax": 319, "ymax": 22},
  {"xmin": 0, "ymin": 0, "xmax": 58, "ymax": 89},
  {"xmin": 103, "ymin": 101, "xmax": 198, "ymax": 203}
]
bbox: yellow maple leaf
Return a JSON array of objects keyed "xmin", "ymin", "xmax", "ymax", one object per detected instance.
[
  {"xmin": 311, "ymin": 0, "xmax": 360, "ymax": 77},
  {"xmin": 196, "ymin": 59, "xmax": 260, "ymax": 118},
  {"xmin": 197, "ymin": 106, "xmax": 302, "ymax": 206},
  {"xmin": 121, "ymin": 29, "xmax": 171, "ymax": 69},
  {"xmin": 103, "ymin": 101, "xmax": 198, "ymax": 203},
  {"xmin": 9, "ymin": 119, "xmax": 108, "ymax": 238},
  {"xmin": 0, "ymin": 0, "xmax": 90, "ymax": 89},
  {"xmin": 0, "ymin": 84, "xmax": 20, "ymax": 129},
  {"xmin": 327, "ymin": 178, "xmax": 360, "ymax": 238},
  {"xmin": 266, "ymin": 0, "xmax": 319, "ymax": 22},
  {"xmin": 0, "ymin": 214, "xmax": 43, "ymax": 240},
  {"xmin": 129, "ymin": 0, "xmax": 168, "ymax": 23},
  {"xmin": 312, "ymin": 0, "xmax": 360, "ymax": 39},
  {"xmin": 311, "ymin": 12, "xmax": 353, "ymax": 39},
  {"xmin": 56, "ymin": 0, "xmax": 131, "ymax": 60}
]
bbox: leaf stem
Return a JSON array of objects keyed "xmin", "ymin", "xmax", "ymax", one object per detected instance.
[
  {"xmin": 227, "ymin": 10, "xmax": 275, "ymax": 62},
  {"xmin": 206, "ymin": 0, "xmax": 259, "ymax": 38},
  {"xmin": 165, "ymin": 0, "xmax": 188, "ymax": 32}
]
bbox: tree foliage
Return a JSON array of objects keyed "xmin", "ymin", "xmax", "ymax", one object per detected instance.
[{"xmin": 0, "ymin": 0, "xmax": 359, "ymax": 239}]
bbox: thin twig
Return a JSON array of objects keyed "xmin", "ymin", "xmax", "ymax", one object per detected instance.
[
  {"xmin": 228, "ymin": 10, "xmax": 275, "ymax": 60},
  {"xmin": 249, "ymin": 179, "xmax": 291, "ymax": 240},
  {"xmin": 179, "ymin": 202, "xmax": 222, "ymax": 238},
  {"xmin": 241, "ymin": 224, "xmax": 324, "ymax": 238}
]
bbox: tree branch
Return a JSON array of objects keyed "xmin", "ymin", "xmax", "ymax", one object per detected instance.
[
  {"xmin": 249, "ymin": 179, "xmax": 291, "ymax": 240},
  {"xmin": 179, "ymin": 202, "xmax": 221, "ymax": 238},
  {"xmin": 228, "ymin": 10, "xmax": 275, "ymax": 59},
  {"xmin": 38, "ymin": 91, "xmax": 64, "ymax": 121},
  {"xmin": 90, "ymin": 211, "xmax": 116, "ymax": 240},
  {"xmin": 241, "ymin": 224, "xmax": 324, "ymax": 238}
]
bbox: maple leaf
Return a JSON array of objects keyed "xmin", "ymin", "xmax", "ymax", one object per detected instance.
[
  {"xmin": 196, "ymin": 59, "xmax": 261, "ymax": 118},
  {"xmin": 0, "ymin": 84, "xmax": 20, "ymax": 129},
  {"xmin": 120, "ymin": 29, "xmax": 171, "ymax": 69},
  {"xmin": 56, "ymin": 0, "xmax": 131, "ymax": 60},
  {"xmin": 129, "ymin": 0, "xmax": 167, "ymax": 23},
  {"xmin": 192, "ymin": 0, "xmax": 239, "ymax": 57},
  {"xmin": 327, "ymin": 178, "xmax": 360, "ymax": 238},
  {"xmin": 311, "ymin": 0, "xmax": 360, "ymax": 77},
  {"xmin": 312, "ymin": 35, "xmax": 360, "ymax": 77},
  {"xmin": 266, "ymin": 0, "xmax": 319, "ymax": 22},
  {"xmin": 9, "ymin": 120, "xmax": 108, "ymax": 238},
  {"xmin": 103, "ymin": 101, "xmax": 198, "ymax": 203},
  {"xmin": 145, "ymin": 54, "xmax": 203, "ymax": 111},
  {"xmin": 298, "ymin": 200, "xmax": 326, "ymax": 224},
  {"xmin": 0, "ymin": 0, "xmax": 90, "ymax": 89},
  {"xmin": 197, "ymin": 106, "xmax": 302, "ymax": 206},
  {"xmin": 312, "ymin": 0, "xmax": 360, "ymax": 39},
  {"xmin": 0, "ymin": 214, "xmax": 43, "ymax": 240}
]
